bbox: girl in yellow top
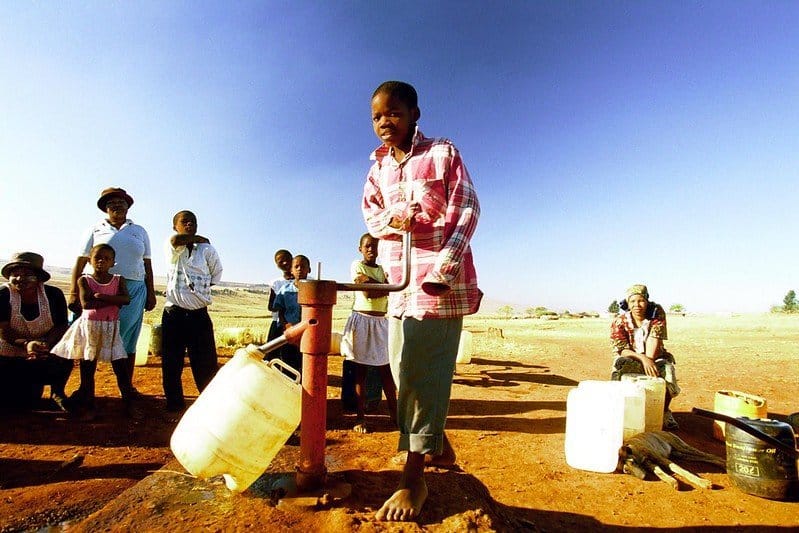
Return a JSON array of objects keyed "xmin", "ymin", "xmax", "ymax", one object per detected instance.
[{"xmin": 341, "ymin": 233, "xmax": 398, "ymax": 433}]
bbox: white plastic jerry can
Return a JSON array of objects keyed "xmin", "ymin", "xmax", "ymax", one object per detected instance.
[
  {"xmin": 564, "ymin": 380, "xmax": 645, "ymax": 472},
  {"xmin": 621, "ymin": 375, "xmax": 666, "ymax": 432},
  {"xmin": 170, "ymin": 345, "xmax": 302, "ymax": 492},
  {"xmin": 456, "ymin": 330, "xmax": 473, "ymax": 364},
  {"xmin": 134, "ymin": 323, "xmax": 150, "ymax": 366}
]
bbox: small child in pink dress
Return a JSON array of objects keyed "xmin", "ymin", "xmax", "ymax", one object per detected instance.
[{"xmin": 53, "ymin": 244, "xmax": 130, "ymax": 418}]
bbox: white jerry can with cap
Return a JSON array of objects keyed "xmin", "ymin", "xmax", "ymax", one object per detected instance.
[{"xmin": 170, "ymin": 345, "xmax": 302, "ymax": 492}]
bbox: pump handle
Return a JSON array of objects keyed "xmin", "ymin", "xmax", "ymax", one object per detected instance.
[{"xmin": 337, "ymin": 233, "xmax": 412, "ymax": 293}]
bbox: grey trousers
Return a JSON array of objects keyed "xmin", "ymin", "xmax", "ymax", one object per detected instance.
[{"xmin": 388, "ymin": 315, "xmax": 463, "ymax": 455}]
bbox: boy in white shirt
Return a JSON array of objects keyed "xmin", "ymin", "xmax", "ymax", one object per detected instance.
[{"xmin": 161, "ymin": 210, "xmax": 223, "ymax": 412}]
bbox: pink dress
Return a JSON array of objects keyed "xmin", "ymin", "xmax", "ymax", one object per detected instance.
[{"xmin": 52, "ymin": 275, "xmax": 126, "ymax": 362}]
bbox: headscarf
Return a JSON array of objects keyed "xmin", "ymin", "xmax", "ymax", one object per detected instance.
[{"xmin": 625, "ymin": 284, "xmax": 649, "ymax": 301}]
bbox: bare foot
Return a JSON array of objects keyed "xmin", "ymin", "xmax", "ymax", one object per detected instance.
[
  {"xmin": 353, "ymin": 420, "xmax": 369, "ymax": 434},
  {"xmin": 375, "ymin": 476, "xmax": 428, "ymax": 521}
]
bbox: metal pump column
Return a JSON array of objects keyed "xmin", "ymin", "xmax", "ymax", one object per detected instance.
[{"xmin": 294, "ymin": 235, "xmax": 411, "ymax": 491}]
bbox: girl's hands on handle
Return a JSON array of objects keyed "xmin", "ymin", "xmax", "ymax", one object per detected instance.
[{"xmin": 389, "ymin": 202, "xmax": 422, "ymax": 232}]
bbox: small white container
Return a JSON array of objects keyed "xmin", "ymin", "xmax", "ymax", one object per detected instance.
[
  {"xmin": 329, "ymin": 332, "xmax": 342, "ymax": 354},
  {"xmin": 134, "ymin": 323, "xmax": 150, "ymax": 366},
  {"xmin": 621, "ymin": 374, "xmax": 666, "ymax": 432},
  {"xmin": 170, "ymin": 345, "xmax": 301, "ymax": 492},
  {"xmin": 455, "ymin": 330, "xmax": 473, "ymax": 364}
]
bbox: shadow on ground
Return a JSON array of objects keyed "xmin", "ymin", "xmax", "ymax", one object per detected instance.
[{"xmin": 69, "ymin": 458, "xmax": 795, "ymax": 533}]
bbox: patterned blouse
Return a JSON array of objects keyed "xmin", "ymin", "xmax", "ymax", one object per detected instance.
[{"xmin": 610, "ymin": 303, "xmax": 668, "ymax": 357}]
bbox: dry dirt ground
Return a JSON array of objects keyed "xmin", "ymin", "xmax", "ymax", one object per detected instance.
[{"xmin": 1, "ymin": 314, "xmax": 798, "ymax": 532}]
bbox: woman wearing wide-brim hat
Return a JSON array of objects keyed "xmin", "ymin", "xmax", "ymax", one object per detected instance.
[
  {"xmin": 0, "ymin": 252, "xmax": 73, "ymax": 409},
  {"xmin": 68, "ymin": 187, "xmax": 156, "ymax": 416}
]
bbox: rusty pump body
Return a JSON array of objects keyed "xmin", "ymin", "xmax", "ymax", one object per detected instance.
[{"xmin": 292, "ymin": 235, "xmax": 411, "ymax": 491}]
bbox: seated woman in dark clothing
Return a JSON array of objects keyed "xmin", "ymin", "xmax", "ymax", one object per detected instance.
[
  {"xmin": 0, "ymin": 252, "xmax": 72, "ymax": 409},
  {"xmin": 610, "ymin": 284, "xmax": 681, "ymax": 431}
]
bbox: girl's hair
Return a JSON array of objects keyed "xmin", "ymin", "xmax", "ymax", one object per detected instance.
[
  {"xmin": 359, "ymin": 232, "xmax": 377, "ymax": 247},
  {"xmin": 274, "ymin": 249, "xmax": 292, "ymax": 261},
  {"xmin": 90, "ymin": 243, "xmax": 116, "ymax": 258},
  {"xmin": 373, "ymin": 81, "xmax": 418, "ymax": 109}
]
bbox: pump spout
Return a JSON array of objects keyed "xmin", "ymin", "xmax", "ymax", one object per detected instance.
[{"xmin": 253, "ymin": 320, "xmax": 313, "ymax": 357}]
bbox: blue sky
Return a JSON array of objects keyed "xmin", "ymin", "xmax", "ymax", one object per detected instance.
[{"xmin": 1, "ymin": 2, "xmax": 797, "ymax": 313}]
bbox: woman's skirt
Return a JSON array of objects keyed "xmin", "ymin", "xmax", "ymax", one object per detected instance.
[{"xmin": 119, "ymin": 279, "xmax": 146, "ymax": 355}]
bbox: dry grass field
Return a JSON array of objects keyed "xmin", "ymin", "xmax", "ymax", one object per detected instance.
[{"xmin": 1, "ymin": 285, "xmax": 798, "ymax": 531}]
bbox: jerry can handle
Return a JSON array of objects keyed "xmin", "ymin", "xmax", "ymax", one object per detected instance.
[{"xmin": 268, "ymin": 358, "xmax": 302, "ymax": 385}]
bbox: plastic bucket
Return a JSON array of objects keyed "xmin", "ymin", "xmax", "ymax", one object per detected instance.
[
  {"xmin": 170, "ymin": 345, "xmax": 302, "ymax": 492},
  {"xmin": 713, "ymin": 390, "xmax": 767, "ymax": 441}
]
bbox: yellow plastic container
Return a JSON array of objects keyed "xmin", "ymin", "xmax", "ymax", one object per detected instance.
[
  {"xmin": 621, "ymin": 375, "xmax": 666, "ymax": 432},
  {"xmin": 170, "ymin": 345, "xmax": 301, "ymax": 492},
  {"xmin": 713, "ymin": 390, "xmax": 768, "ymax": 441},
  {"xmin": 329, "ymin": 332, "xmax": 342, "ymax": 355},
  {"xmin": 565, "ymin": 380, "xmax": 645, "ymax": 472},
  {"xmin": 456, "ymin": 330, "xmax": 473, "ymax": 364},
  {"xmin": 134, "ymin": 323, "xmax": 150, "ymax": 366}
]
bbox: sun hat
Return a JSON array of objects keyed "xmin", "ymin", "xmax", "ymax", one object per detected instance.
[
  {"xmin": 625, "ymin": 284, "xmax": 649, "ymax": 300},
  {"xmin": 97, "ymin": 187, "xmax": 134, "ymax": 211},
  {"xmin": 1, "ymin": 252, "xmax": 51, "ymax": 282}
]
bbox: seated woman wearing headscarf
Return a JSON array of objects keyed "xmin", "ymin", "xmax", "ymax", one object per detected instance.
[
  {"xmin": 0, "ymin": 252, "xmax": 72, "ymax": 410},
  {"xmin": 610, "ymin": 284, "xmax": 681, "ymax": 431}
]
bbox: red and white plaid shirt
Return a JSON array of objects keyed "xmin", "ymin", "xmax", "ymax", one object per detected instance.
[{"xmin": 362, "ymin": 129, "xmax": 481, "ymax": 319}]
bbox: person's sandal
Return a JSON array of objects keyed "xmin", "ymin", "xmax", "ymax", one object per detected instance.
[{"xmin": 51, "ymin": 393, "xmax": 70, "ymax": 413}]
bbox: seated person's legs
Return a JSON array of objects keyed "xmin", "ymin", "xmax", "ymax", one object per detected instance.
[{"xmin": 0, "ymin": 358, "xmax": 44, "ymax": 408}]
